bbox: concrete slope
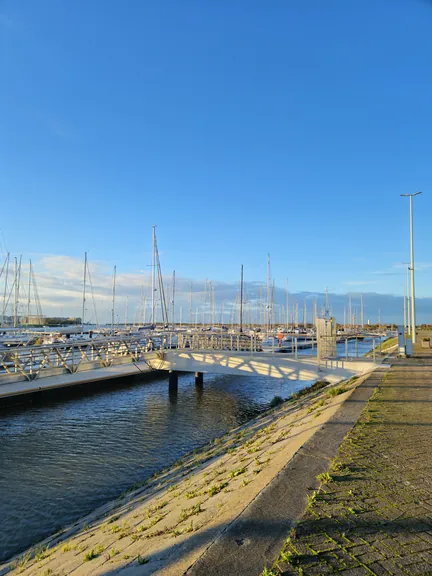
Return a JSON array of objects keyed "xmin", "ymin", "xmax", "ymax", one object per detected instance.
[{"xmin": 186, "ymin": 366, "xmax": 389, "ymax": 576}]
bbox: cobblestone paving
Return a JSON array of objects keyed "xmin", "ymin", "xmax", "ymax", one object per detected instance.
[{"xmin": 275, "ymin": 355, "xmax": 432, "ymax": 575}]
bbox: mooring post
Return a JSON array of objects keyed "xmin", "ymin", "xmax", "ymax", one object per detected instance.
[
  {"xmin": 195, "ymin": 371, "xmax": 203, "ymax": 388},
  {"xmin": 169, "ymin": 370, "xmax": 178, "ymax": 388}
]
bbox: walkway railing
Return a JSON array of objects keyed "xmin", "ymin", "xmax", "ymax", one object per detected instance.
[
  {"xmin": 0, "ymin": 331, "xmax": 386, "ymax": 383},
  {"xmin": 0, "ymin": 337, "xmax": 150, "ymax": 381},
  {"xmin": 170, "ymin": 332, "xmax": 261, "ymax": 352}
]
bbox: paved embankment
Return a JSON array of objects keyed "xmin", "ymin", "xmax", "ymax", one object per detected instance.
[
  {"xmin": 272, "ymin": 340, "xmax": 432, "ymax": 575},
  {"xmin": 0, "ymin": 370, "xmax": 381, "ymax": 576},
  {"xmin": 189, "ymin": 367, "xmax": 389, "ymax": 576}
]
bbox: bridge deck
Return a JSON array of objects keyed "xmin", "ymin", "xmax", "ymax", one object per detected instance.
[{"xmin": 0, "ymin": 358, "xmax": 155, "ymax": 400}]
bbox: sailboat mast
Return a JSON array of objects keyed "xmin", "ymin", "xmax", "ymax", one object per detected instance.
[
  {"xmin": 151, "ymin": 225, "xmax": 156, "ymax": 326},
  {"xmin": 210, "ymin": 281, "xmax": 214, "ymax": 327},
  {"xmin": 171, "ymin": 270, "xmax": 175, "ymax": 330},
  {"xmin": 239, "ymin": 264, "xmax": 244, "ymax": 333},
  {"xmin": 189, "ymin": 282, "xmax": 193, "ymax": 325},
  {"xmin": 348, "ymin": 295, "xmax": 352, "ymax": 328},
  {"xmin": 266, "ymin": 254, "xmax": 271, "ymax": 333},
  {"xmin": 271, "ymin": 279, "xmax": 275, "ymax": 330},
  {"xmin": 325, "ymin": 287, "xmax": 330, "ymax": 318},
  {"xmin": 13, "ymin": 257, "xmax": 18, "ymax": 328},
  {"xmin": 111, "ymin": 265, "xmax": 117, "ymax": 333},
  {"xmin": 82, "ymin": 252, "xmax": 87, "ymax": 332},
  {"xmin": 27, "ymin": 259, "xmax": 32, "ymax": 322},
  {"xmin": 2, "ymin": 252, "xmax": 9, "ymax": 326},
  {"xmin": 259, "ymin": 286, "xmax": 262, "ymax": 326},
  {"xmin": 286, "ymin": 279, "xmax": 289, "ymax": 330},
  {"xmin": 203, "ymin": 279, "xmax": 207, "ymax": 327},
  {"xmin": 143, "ymin": 294, "xmax": 147, "ymax": 324},
  {"xmin": 15, "ymin": 256, "xmax": 22, "ymax": 327}
]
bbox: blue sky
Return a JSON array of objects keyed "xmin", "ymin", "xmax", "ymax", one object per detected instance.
[{"xmin": 2, "ymin": 0, "xmax": 432, "ymax": 321}]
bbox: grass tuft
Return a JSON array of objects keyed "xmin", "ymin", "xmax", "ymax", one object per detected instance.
[
  {"xmin": 230, "ymin": 467, "xmax": 247, "ymax": 478},
  {"xmin": 35, "ymin": 546, "xmax": 50, "ymax": 561},
  {"xmin": 327, "ymin": 386, "xmax": 347, "ymax": 397},
  {"xmin": 179, "ymin": 503, "xmax": 203, "ymax": 522},
  {"xmin": 186, "ymin": 488, "xmax": 202, "ymax": 499},
  {"xmin": 317, "ymin": 471, "xmax": 332, "ymax": 484},
  {"xmin": 83, "ymin": 544, "xmax": 105, "ymax": 561},
  {"xmin": 261, "ymin": 566, "xmax": 278, "ymax": 576},
  {"xmin": 148, "ymin": 514, "xmax": 165, "ymax": 527},
  {"xmin": 269, "ymin": 395, "xmax": 284, "ymax": 408},
  {"xmin": 207, "ymin": 482, "xmax": 228, "ymax": 496}
]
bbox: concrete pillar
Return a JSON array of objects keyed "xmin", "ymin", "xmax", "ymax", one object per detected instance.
[
  {"xmin": 168, "ymin": 383, "xmax": 178, "ymax": 404},
  {"xmin": 195, "ymin": 371, "xmax": 203, "ymax": 388},
  {"xmin": 169, "ymin": 370, "xmax": 178, "ymax": 388}
]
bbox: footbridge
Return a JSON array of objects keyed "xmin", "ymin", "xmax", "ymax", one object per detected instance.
[{"xmin": 0, "ymin": 332, "xmax": 387, "ymax": 401}]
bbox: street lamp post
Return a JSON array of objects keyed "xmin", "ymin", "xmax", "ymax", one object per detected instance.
[{"xmin": 401, "ymin": 192, "xmax": 422, "ymax": 344}]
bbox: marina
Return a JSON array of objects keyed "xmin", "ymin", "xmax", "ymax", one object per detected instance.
[
  {"xmin": 3, "ymin": 1, "xmax": 430, "ymax": 573},
  {"xmin": 0, "ymin": 230, "xmax": 393, "ymax": 568}
]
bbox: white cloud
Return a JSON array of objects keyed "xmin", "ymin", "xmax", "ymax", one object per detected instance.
[
  {"xmin": 374, "ymin": 262, "xmax": 432, "ymax": 276},
  {"xmin": 344, "ymin": 281, "xmax": 377, "ymax": 286},
  {"xmin": 3, "ymin": 253, "xmax": 432, "ymax": 324}
]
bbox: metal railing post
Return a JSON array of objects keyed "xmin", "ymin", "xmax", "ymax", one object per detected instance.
[
  {"xmin": 345, "ymin": 338, "xmax": 348, "ymax": 360},
  {"xmin": 373, "ymin": 338, "xmax": 376, "ymax": 362},
  {"xmin": 295, "ymin": 337, "xmax": 298, "ymax": 359}
]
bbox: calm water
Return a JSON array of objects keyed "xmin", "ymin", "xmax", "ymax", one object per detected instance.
[{"xmin": 0, "ymin": 338, "xmax": 376, "ymax": 561}]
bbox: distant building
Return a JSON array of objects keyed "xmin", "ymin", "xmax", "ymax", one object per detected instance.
[
  {"xmin": 22, "ymin": 315, "xmax": 45, "ymax": 325},
  {"xmin": 21, "ymin": 316, "xmax": 81, "ymax": 326}
]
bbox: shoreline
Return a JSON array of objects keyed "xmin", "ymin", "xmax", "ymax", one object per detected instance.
[{"xmin": 1, "ymin": 371, "xmax": 374, "ymax": 576}]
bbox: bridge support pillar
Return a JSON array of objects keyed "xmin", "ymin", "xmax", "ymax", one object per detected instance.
[
  {"xmin": 169, "ymin": 370, "xmax": 178, "ymax": 388},
  {"xmin": 195, "ymin": 371, "xmax": 203, "ymax": 388}
]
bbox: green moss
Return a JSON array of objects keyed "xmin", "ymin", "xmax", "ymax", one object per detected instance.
[{"xmin": 207, "ymin": 482, "xmax": 229, "ymax": 496}]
